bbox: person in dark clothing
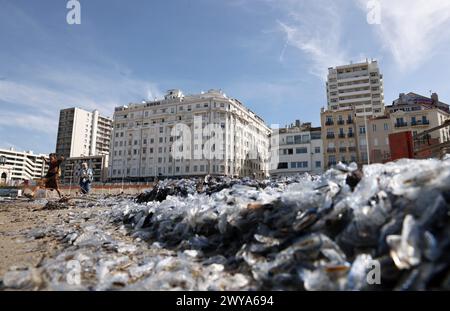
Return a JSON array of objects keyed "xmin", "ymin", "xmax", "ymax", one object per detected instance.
[{"xmin": 31, "ymin": 153, "xmax": 64, "ymax": 198}]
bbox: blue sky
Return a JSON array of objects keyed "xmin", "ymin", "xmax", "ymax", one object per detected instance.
[{"xmin": 1, "ymin": 0, "xmax": 450, "ymax": 154}]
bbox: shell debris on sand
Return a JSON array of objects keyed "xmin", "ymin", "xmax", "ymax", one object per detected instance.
[{"xmin": 1, "ymin": 157, "xmax": 449, "ymax": 291}]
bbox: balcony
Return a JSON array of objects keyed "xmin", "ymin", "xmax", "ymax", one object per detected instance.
[
  {"xmin": 327, "ymin": 148, "xmax": 336, "ymax": 153},
  {"xmin": 328, "ymin": 161, "xmax": 337, "ymax": 167},
  {"xmin": 337, "ymin": 120, "xmax": 345, "ymax": 125},
  {"xmin": 395, "ymin": 122, "xmax": 408, "ymax": 128},
  {"xmin": 338, "ymin": 133, "xmax": 346, "ymax": 139},
  {"xmin": 347, "ymin": 119, "xmax": 354, "ymax": 124},
  {"xmin": 325, "ymin": 120, "xmax": 334, "ymax": 126},
  {"xmin": 326, "ymin": 133, "xmax": 335, "ymax": 139},
  {"xmin": 339, "ymin": 147, "xmax": 347, "ymax": 153},
  {"xmin": 348, "ymin": 133, "xmax": 354, "ymax": 138},
  {"xmin": 411, "ymin": 120, "xmax": 430, "ymax": 126},
  {"xmin": 348, "ymin": 146, "xmax": 357, "ymax": 152}
]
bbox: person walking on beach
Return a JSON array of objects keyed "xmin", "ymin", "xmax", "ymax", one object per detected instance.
[
  {"xmin": 30, "ymin": 153, "xmax": 64, "ymax": 198},
  {"xmin": 79, "ymin": 162, "xmax": 93, "ymax": 195}
]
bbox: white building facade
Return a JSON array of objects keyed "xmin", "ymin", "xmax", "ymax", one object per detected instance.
[
  {"xmin": 109, "ymin": 89, "xmax": 272, "ymax": 181},
  {"xmin": 270, "ymin": 122, "xmax": 324, "ymax": 176},
  {"xmin": 56, "ymin": 107, "xmax": 113, "ymax": 158},
  {"xmin": 56, "ymin": 107, "xmax": 112, "ymax": 183},
  {"xmin": 0, "ymin": 148, "xmax": 48, "ymax": 182},
  {"xmin": 326, "ymin": 59, "xmax": 385, "ymax": 117}
]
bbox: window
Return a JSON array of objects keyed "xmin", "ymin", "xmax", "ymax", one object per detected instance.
[
  {"xmin": 185, "ymin": 166, "xmax": 190, "ymax": 173},
  {"xmin": 283, "ymin": 148, "xmax": 294, "ymax": 155},
  {"xmin": 292, "ymin": 162, "xmax": 308, "ymax": 168},
  {"xmin": 372, "ymin": 124, "xmax": 377, "ymax": 132},
  {"xmin": 359, "ymin": 126, "xmax": 366, "ymax": 134},
  {"xmin": 384, "ymin": 123, "xmax": 389, "ymax": 131},
  {"xmin": 159, "ymin": 137, "xmax": 163, "ymax": 143},
  {"xmin": 296, "ymin": 147, "xmax": 308, "ymax": 154},
  {"xmin": 315, "ymin": 147, "xmax": 321, "ymax": 153},
  {"xmin": 193, "ymin": 165, "xmax": 198, "ymax": 172},
  {"xmin": 286, "ymin": 136, "xmax": 294, "ymax": 144},
  {"xmin": 315, "ymin": 161, "xmax": 321, "ymax": 168},
  {"xmin": 277, "ymin": 162, "xmax": 288, "ymax": 169}
]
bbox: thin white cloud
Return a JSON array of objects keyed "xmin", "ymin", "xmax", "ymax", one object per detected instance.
[
  {"xmin": 0, "ymin": 70, "xmax": 162, "ymax": 135},
  {"xmin": 0, "ymin": 111, "xmax": 57, "ymax": 135},
  {"xmin": 356, "ymin": 0, "xmax": 450, "ymax": 70},
  {"xmin": 274, "ymin": 0, "xmax": 349, "ymax": 80}
]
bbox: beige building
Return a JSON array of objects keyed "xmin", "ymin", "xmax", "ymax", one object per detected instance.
[
  {"xmin": 387, "ymin": 92, "xmax": 450, "ymax": 144},
  {"xmin": 56, "ymin": 107, "xmax": 113, "ymax": 158},
  {"xmin": 109, "ymin": 89, "xmax": 271, "ymax": 181},
  {"xmin": 62, "ymin": 154, "xmax": 109, "ymax": 184},
  {"xmin": 321, "ymin": 108, "xmax": 393, "ymax": 169},
  {"xmin": 321, "ymin": 108, "xmax": 358, "ymax": 168},
  {"xmin": 354, "ymin": 115, "xmax": 391, "ymax": 164},
  {"xmin": 269, "ymin": 121, "xmax": 324, "ymax": 176},
  {"xmin": 326, "ymin": 59, "xmax": 384, "ymax": 117},
  {"xmin": 0, "ymin": 147, "xmax": 48, "ymax": 182}
]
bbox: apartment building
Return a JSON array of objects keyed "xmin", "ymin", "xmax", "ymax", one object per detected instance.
[
  {"xmin": 0, "ymin": 147, "xmax": 48, "ymax": 182},
  {"xmin": 358, "ymin": 115, "xmax": 391, "ymax": 164},
  {"xmin": 269, "ymin": 121, "xmax": 323, "ymax": 176},
  {"xmin": 387, "ymin": 92, "xmax": 450, "ymax": 144},
  {"xmin": 62, "ymin": 154, "xmax": 109, "ymax": 184},
  {"xmin": 56, "ymin": 108, "xmax": 113, "ymax": 158},
  {"xmin": 326, "ymin": 59, "xmax": 384, "ymax": 117},
  {"xmin": 109, "ymin": 89, "xmax": 271, "ymax": 181},
  {"xmin": 55, "ymin": 107, "xmax": 113, "ymax": 182},
  {"xmin": 321, "ymin": 108, "xmax": 358, "ymax": 168}
]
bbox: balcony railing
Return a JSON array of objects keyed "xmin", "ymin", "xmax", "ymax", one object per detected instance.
[
  {"xmin": 325, "ymin": 121, "xmax": 334, "ymax": 126},
  {"xmin": 326, "ymin": 133, "xmax": 335, "ymax": 139},
  {"xmin": 348, "ymin": 147, "xmax": 357, "ymax": 152},
  {"xmin": 327, "ymin": 148, "xmax": 336, "ymax": 153},
  {"xmin": 337, "ymin": 120, "xmax": 345, "ymax": 125},
  {"xmin": 395, "ymin": 122, "xmax": 408, "ymax": 128},
  {"xmin": 348, "ymin": 133, "xmax": 354, "ymax": 138},
  {"xmin": 339, "ymin": 147, "xmax": 347, "ymax": 153},
  {"xmin": 411, "ymin": 120, "xmax": 430, "ymax": 126},
  {"xmin": 338, "ymin": 133, "xmax": 346, "ymax": 138},
  {"xmin": 347, "ymin": 119, "xmax": 354, "ymax": 124}
]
